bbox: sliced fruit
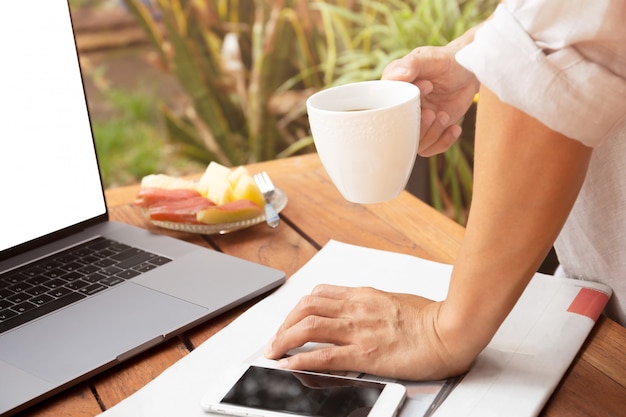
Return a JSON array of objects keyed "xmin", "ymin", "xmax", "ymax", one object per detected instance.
[
  {"xmin": 137, "ymin": 162, "xmax": 271, "ymax": 225},
  {"xmin": 197, "ymin": 161, "xmax": 231, "ymax": 197},
  {"xmin": 148, "ymin": 196, "xmax": 216, "ymax": 223},
  {"xmin": 196, "ymin": 200, "xmax": 262, "ymax": 224},
  {"xmin": 227, "ymin": 165, "xmax": 250, "ymax": 188},
  {"xmin": 232, "ymin": 174, "xmax": 265, "ymax": 208},
  {"xmin": 206, "ymin": 180, "xmax": 234, "ymax": 206},
  {"xmin": 135, "ymin": 187, "xmax": 202, "ymax": 208},
  {"xmin": 140, "ymin": 174, "xmax": 196, "ymax": 190}
]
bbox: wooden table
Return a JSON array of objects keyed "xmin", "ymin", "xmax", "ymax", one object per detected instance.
[{"xmin": 19, "ymin": 153, "xmax": 626, "ymax": 417}]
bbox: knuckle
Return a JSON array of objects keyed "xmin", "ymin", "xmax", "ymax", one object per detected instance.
[
  {"xmin": 315, "ymin": 347, "xmax": 336, "ymax": 365},
  {"xmin": 313, "ymin": 283, "xmax": 342, "ymax": 297},
  {"xmin": 311, "ymin": 284, "xmax": 329, "ymax": 295},
  {"xmin": 298, "ymin": 294, "xmax": 319, "ymax": 314},
  {"xmin": 301, "ymin": 315, "xmax": 322, "ymax": 332},
  {"xmin": 358, "ymin": 286, "xmax": 378, "ymax": 295}
]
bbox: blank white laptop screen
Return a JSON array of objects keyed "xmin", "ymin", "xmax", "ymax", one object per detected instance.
[{"xmin": 0, "ymin": 2, "xmax": 106, "ymax": 253}]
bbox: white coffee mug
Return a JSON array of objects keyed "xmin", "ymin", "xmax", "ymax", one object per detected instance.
[{"xmin": 306, "ymin": 80, "xmax": 420, "ymax": 204}]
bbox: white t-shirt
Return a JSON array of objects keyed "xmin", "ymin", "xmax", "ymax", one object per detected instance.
[{"xmin": 456, "ymin": 1, "xmax": 626, "ymax": 325}]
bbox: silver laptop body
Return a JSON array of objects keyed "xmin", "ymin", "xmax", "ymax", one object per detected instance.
[{"xmin": 0, "ymin": 2, "xmax": 285, "ymax": 415}]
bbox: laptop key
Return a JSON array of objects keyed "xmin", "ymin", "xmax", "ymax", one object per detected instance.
[
  {"xmin": 3, "ymin": 274, "xmax": 24, "ymax": 285},
  {"xmin": 31, "ymin": 294, "xmax": 55, "ymax": 306},
  {"xmin": 43, "ymin": 269, "xmax": 66, "ymax": 279},
  {"xmin": 48, "ymin": 287, "xmax": 73, "ymax": 298},
  {"xmin": 116, "ymin": 252, "xmax": 156, "ymax": 269},
  {"xmin": 66, "ymin": 280, "xmax": 90, "ymax": 291},
  {"xmin": 111, "ymin": 248, "xmax": 144, "ymax": 261},
  {"xmin": 85, "ymin": 237, "xmax": 111, "ymax": 251},
  {"xmin": 56, "ymin": 254, "xmax": 78, "ymax": 264},
  {"xmin": 78, "ymin": 264, "xmax": 99, "ymax": 274},
  {"xmin": 135, "ymin": 264, "xmax": 157, "ymax": 273},
  {"xmin": 39, "ymin": 260, "xmax": 62, "ymax": 270},
  {"xmin": 7, "ymin": 293, "xmax": 32, "ymax": 304},
  {"xmin": 26, "ymin": 275, "xmax": 52, "ymax": 286},
  {"xmin": 151, "ymin": 256, "xmax": 172, "ymax": 266},
  {"xmin": 62, "ymin": 271, "xmax": 84, "ymax": 281},
  {"xmin": 8, "ymin": 282, "xmax": 33, "ymax": 293},
  {"xmin": 93, "ymin": 258, "xmax": 116, "ymax": 268},
  {"xmin": 0, "ymin": 291, "xmax": 86, "ymax": 334},
  {"xmin": 101, "ymin": 266, "xmax": 123, "ymax": 276},
  {"xmin": 80, "ymin": 283, "xmax": 107, "ymax": 296},
  {"xmin": 109, "ymin": 243, "xmax": 131, "ymax": 253},
  {"xmin": 101, "ymin": 276, "xmax": 125, "ymax": 286},
  {"xmin": 95, "ymin": 249, "xmax": 116, "ymax": 258},
  {"xmin": 25, "ymin": 286, "xmax": 48, "ymax": 297},
  {"xmin": 0, "ymin": 289, "xmax": 14, "ymax": 300},
  {"xmin": 84, "ymin": 272, "xmax": 108, "ymax": 283},
  {"xmin": 46, "ymin": 279, "xmax": 68, "ymax": 289},
  {"xmin": 23, "ymin": 266, "xmax": 46, "ymax": 278},
  {"xmin": 0, "ymin": 309, "xmax": 18, "ymax": 322},
  {"xmin": 115, "ymin": 270, "xmax": 140, "ymax": 280},
  {"xmin": 71, "ymin": 247, "xmax": 94, "ymax": 257},
  {"xmin": 12, "ymin": 301, "xmax": 37, "ymax": 314},
  {"xmin": 79, "ymin": 255, "xmax": 100, "ymax": 264},
  {"xmin": 60, "ymin": 262, "xmax": 83, "ymax": 272}
]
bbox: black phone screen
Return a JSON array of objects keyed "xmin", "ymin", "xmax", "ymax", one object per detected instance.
[{"xmin": 220, "ymin": 366, "xmax": 385, "ymax": 417}]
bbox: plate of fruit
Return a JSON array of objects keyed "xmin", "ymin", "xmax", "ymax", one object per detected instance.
[{"xmin": 135, "ymin": 162, "xmax": 287, "ymax": 234}]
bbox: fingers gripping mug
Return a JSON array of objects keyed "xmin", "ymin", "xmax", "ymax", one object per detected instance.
[{"xmin": 306, "ymin": 80, "xmax": 420, "ymax": 204}]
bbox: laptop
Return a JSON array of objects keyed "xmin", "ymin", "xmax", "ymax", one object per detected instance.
[{"xmin": 0, "ymin": 2, "xmax": 286, "ymax": 415}]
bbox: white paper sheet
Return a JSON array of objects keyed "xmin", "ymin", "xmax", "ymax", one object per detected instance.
[{"xmin": 98, "ymin": 240, "xmax": 610, "ymax": 417}]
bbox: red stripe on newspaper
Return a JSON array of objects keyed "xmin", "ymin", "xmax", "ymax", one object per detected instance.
[{"xmin": 567, "ymin": 288, "xmax": 610, "ymax": 321}]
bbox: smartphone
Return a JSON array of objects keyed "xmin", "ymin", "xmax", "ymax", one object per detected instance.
[{"xmin": 201, "ymin": 365, "xmax": 406, "ymax": 417}]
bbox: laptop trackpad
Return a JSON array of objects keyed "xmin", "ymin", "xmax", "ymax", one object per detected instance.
[
  {"xmin": 0, "ymin": 360, "xmax": 53, "ymax": 410},
  {"xmin": 0, "ymin": 283, "xmax": 206, "ymax": 384}
]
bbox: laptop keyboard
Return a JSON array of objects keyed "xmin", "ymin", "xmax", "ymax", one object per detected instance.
[{"xmin": 0, "ymin": 237, "xmax": 171, "ymax": 334}]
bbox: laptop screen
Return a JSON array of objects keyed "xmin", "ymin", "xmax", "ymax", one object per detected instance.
[{"xmin": 0, "ymin": 1, "xmax": 107, "ymax": 254}]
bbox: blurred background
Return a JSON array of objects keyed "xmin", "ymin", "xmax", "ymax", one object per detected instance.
[{"xmin": 69, "ymin": 0, "xmax": 498, "ymax": 225}]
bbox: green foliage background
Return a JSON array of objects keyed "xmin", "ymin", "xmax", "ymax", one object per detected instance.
[{"xmin": 84, "ymin": 0, "xmax": 499, "ymax": 223}]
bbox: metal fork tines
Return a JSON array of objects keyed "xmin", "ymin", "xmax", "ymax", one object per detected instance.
[{"xmin": 254, "ymin": 171, "xmax": 280, "ymax": 228}]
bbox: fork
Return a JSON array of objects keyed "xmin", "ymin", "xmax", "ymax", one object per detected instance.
[{"xmin": 254, "ymin": 171, "xmax": 280, "ymax": 228}]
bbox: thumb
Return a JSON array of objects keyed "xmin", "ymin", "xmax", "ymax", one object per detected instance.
[
  {"xmin": 382, "ymin": 62, "xmax": 433, "ymax": 96},
  {"xmin": 382, "ymin": 62, "xmax": 411, "ymax": 80}
]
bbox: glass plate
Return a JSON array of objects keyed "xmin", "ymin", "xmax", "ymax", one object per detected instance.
[{"xmin": 145, "ymin": 187, "xmax": 288, "ymax": 235}]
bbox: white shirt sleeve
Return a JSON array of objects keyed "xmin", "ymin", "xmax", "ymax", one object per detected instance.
[{"xmin": 455, "ymin": 2, "xmax": 626, "ymax": 148}]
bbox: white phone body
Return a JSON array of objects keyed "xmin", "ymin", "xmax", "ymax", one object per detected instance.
[{"xmin": 201, "ymin": 364, "xmax": 406, "ymax": 417}]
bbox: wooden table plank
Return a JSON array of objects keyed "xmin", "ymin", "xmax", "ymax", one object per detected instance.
[
  {"xmin": 91, "ymin": 338, "xmax": 190, "ymax": 410},
  {"xmin": 579, "ymin": 316, "xmax": 626, "ymax": 388},
  {"xmin": 363, "ymin": 192, "xmax": 463, "ymax": 264},
  {"xmin": 208, "ymin": 213, "xmax": 319, "ymax": 278},
  {"xmin": 277, "ymin": 165, "xmax": 437, "ymax": 254},
  {"xmin": 16, "ymin": 384, "xmax": 102, "ymax": 417},
  {"xmin": 542, "ymin": 351, "xmax": 626, "ymax": 417},
  {"xmin": 253, "ymin": 155, "xmax": 463, "ymax": 264}
]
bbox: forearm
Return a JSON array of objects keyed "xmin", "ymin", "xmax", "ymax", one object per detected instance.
[{"xmin": 438, "ymin": 86, "xmax": 593, "ymax": 367}]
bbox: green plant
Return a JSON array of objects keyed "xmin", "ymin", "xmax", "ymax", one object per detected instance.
[
  {"xmin": 69, "ymin": 0, "xmax": 114, "ymax": 9},
  {"xmin": 88, "ymin": 66, "xmax": 203, "ymax": 187},
  {"xmin": 122, "ymin": 0, "xmax": 331, "ymax": 167}
]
